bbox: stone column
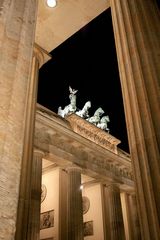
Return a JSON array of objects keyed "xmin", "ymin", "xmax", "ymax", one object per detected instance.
[
  {"xmin": 104, "ymin": 184, "xmax": 125, "ymax": 240},
  {"xmin": 0, "ymin": 1, "xmax": 38, "ymax": 239},
  {"xmin": 15, "ymin": 44, "xmax": 51, "ymax": 240},
  {"xmin": 66, "ymin": 166, "xmax": 83, "ymax": 240},
  {"xmin": 121, "ymin": 192, "xmax": 141, "ymax": 240},
  {"xmin": 59, "ymin": 168, "xmax": 68, "ymax": 240},
  {"xmin": 111, "ymin": 0, "xmax": 160, "ymax": 239},
  {"xmin": 27, "ymin": 149, "xmax": 44, "ymax": 240},
  {"xmin": 128, "ymin": 194, "xmax": 141, "ymax": 240}
]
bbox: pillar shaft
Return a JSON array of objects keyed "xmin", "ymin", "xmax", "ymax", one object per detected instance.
[
  {"xmin": 0, "ymin": 1, "xmax": 38, "ymax": 239},
  {"xmin": 128, "ymin": 194, "xmax": 141, "ymax": 240},
  {"xmin": 111, "ymin": 0, "xmax": 160, "ymax": 238},
  {"xmin": 121, "ymin": 193, "xmax": 141, "ymax": 240},
  {"xmin": 67, "ymin": 167, "xmax": 83, "ymax": 240},
  {"xmin": 59, "ymin": 168, "xmax": 68, "ymax": 240},
  {"xmin": 27, "ymin": 150, "xmax": 44, "ymax": 240},
  {"xmin": 15, "ymin": 44, "xmax": 51, "ymax": 240},
  {"xmin": 15, "ymin": 45, "xmax": 40, "ymax": 240},
  {"xmin": 104, "ymin": 185, "xmax": 125, "ymax": 240}
]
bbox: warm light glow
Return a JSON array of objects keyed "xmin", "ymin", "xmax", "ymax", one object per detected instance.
[
  {"xmin": 47, "ymin": 0, "xmax": 57, "ymax": 8},
  {"xmin": 80, "ymin": 185, "xmax": 83, "ymax": 190}
]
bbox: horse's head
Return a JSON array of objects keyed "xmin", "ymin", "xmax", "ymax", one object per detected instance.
[
  {"xmin": 84, "ymin": 101, "xmax": 91, "ymax": 110},
  {"xmin": 101, "ymin": 115, "xmax": 110, "ymax": 123},
  {"xmin": 94, "ymin": 107, "xmax": 104, "ymax": 116}
]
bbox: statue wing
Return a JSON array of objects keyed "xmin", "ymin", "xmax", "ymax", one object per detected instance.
[
  {"xmin": 69, "ymin": 86, "xmax": 78, "ymax": 95},
  {"xmin": 73, "ymin": 89, "xmax": 78, "ymax": 94},
  {"xmin": 69, "ymin": 86, "xmax": 72, "ymax": 93}
]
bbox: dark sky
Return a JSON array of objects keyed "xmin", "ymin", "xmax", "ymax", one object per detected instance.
[{"xmin": 37, "ymin": 8, "xmax": 130, "ymax": 153}]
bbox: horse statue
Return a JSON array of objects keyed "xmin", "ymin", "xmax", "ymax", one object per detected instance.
[
  {"xmin": 58, "ymin": 86, "xmax": 78, "ymax": 117},
  {"xmin": 86, "ymin": 107, "xmax": 104, "ymax": 125},
  {"xmin": 97, "ymin": 115, "xmax": 110, "ymax": 132},
  {"xmin": 76, "ymin": 101, "xmax": 91, "ymax": 119}
]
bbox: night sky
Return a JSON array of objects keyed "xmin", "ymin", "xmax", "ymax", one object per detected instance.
[{"xmin": 37, "ymin": 8, "xmax": 130, "ymax": 153}]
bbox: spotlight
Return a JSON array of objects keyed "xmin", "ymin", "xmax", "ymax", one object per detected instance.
[
  {"xmin": 47, "ymin": 0, "xmax": 57, "ymax": 8},
  {"xmin": 80, "ymin": 185, "xmax": 83, "ymax": 190}
]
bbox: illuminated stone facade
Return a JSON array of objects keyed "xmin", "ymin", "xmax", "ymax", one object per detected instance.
[{"xmin": 0, "ymin": 0, "xmax": 160, "ymax": 239}]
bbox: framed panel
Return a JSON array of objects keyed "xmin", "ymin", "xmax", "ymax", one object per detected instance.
[
  {"xmin": 40, "ymin": 210, "xmax": 54, "ymax": 230},
  {"xmin": 83, "ymin": 221, "xmax": 94, "ymax": 237}
]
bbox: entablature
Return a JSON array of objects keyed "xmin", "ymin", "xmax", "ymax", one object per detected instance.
[{"xmin": 35, "ymin": 104, "xmax": 134, "ymax": 191}]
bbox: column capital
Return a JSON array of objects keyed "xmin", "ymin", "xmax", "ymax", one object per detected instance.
[
  {"xmin": 33, "ymin": 43, "xmax": 52, "ymax": 68},
  {"xmin": 66, "ymin": 165, "xmax": 82, "ymax": 173},
  {"xmin": 33, "ymin": 148, "xmax": 45, "ymax": 157},
  {"xmin": 105, "ymin": 183, "xmax": 120, "ymax": 192},
  {"xmin": 128, "ymin": 192, "xmax": 136, "ymax": 197}
]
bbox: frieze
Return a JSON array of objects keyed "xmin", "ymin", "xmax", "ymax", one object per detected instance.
[
  {"xmin": 66, "ymin": 114, "xmax": 121, "ymax": 154},
  {"xmin": 86, "ymin": 155, "xmax": 133, "ymax": 181}
]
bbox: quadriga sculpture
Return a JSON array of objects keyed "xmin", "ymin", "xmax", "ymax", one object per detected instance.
[
  {"xmin": 57, "ymin": 86, "xmax": 110, "ymax": 133},
  {"xmin": 97, "ymin": 115, "xmax": 110, "ymax": 133},
  {"xmin": 76, "ymin": 101, "xmax": 91, "ymax": 119},
  {"xmin": 86, "ymin": 107, "xmax": 104, "ymax": 126},
  {"xmin": 58, "ymin": 86, "xmax": 78, "ymax": 117}
]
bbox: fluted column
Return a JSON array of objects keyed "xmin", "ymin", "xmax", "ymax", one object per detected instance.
[
  {"xmin": 27, "ymin": 149, "xmax": 44, "ymax": 240},
  {"xmin": 66, "ymin": 166, "xmax": 83, "ymax": 240},
  {"xmin": 121, "ymin": 192, "xmax": 141, "ymax": 240},
  {"xmin": 15, "ymin": 45, "xmax": 51, "ymax": 240},
  {"xmin": 128, "ymin": 194, "xmax": 141, "ymax": 240},
  {"xmin": 104, "ymin": 184, "xmax": 125, "ymax": 240},
  {"xmin": 59, "ymin": 168, "xmax": 68, "ymax": 240},
  {"xmin": 0, "ymin": 1, "xmax": 38, "ymax": 239},
  {"xmin": 111, "ymin": 0, "xmax": 160, "ymax": 238}
]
